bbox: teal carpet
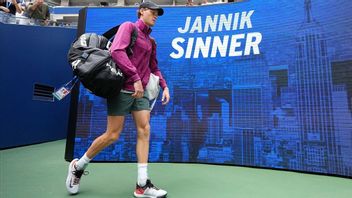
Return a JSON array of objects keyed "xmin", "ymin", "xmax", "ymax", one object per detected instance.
[{"xmin": 1, "ymin": 140, "xmax": 351, "ymax": 198}]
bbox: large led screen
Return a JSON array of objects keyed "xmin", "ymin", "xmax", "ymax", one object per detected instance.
[{"xmin": 66, "ymin": 0, "xmax": 352, "ymax": 177}]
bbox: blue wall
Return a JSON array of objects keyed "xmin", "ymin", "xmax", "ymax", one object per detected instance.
[
  {"xmin": 67, "ymin": 0, "xmax": 352, "ymax": 177},
  {"xmin": 0, "ymin": 24, "xmax": 76, "ymax": 149}
]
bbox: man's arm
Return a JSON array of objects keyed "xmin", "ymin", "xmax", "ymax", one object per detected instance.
[
  {"xmin": 149, "ymin": 38, "xmax": 170, "ymax": 105},
  {"xmin": 0, "ymin": 6, "xmax": 10, "ymax": 13},
  {"xmin": 149, "ymin": 38, "xmax": 167, "ymax": 90},
  {"xmin": 45, "ymin": 4, "xmax": 50, "ymax": 20},
  {"xmin": 11, "ymin": 0, "xmax": 22, "ymax": 14},
  {"xmin": 110, "ymin": 22, "xmax": 145, "ymax": 98},
  {"xmin": 110, "ymin": 22, "xmax": 140, "ymax": 82}
]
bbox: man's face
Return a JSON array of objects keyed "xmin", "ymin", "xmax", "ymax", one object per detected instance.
[{"xmin": 140, "ymin": 8, "xmax": 159, "ymax": 27}]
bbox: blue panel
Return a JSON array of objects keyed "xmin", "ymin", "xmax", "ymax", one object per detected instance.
[
  {"xmin": 51, "ymin": 7, "xmax": 82, "ymax": 14},
  {"xmin": 0, "ymin": 24, "xmax": 76, "ymax": 148},
  {"xmin": 69, "ymin": 1, "xmax": 352, "ymax": 177}
]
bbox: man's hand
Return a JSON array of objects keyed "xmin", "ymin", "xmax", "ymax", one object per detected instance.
[
  {"xmin": 161, "ymin": 87, "xmax": 170, "ymax": 105},
  {"xmin": 132, "ymin": 80, "xmax": 144, "ymax": 98}
]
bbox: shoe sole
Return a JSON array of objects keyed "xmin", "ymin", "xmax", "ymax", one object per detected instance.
[
  {"xmin": 133, "ymin": 192, "xmax": 167, "ymax": 198},
  {"xmin": 65, "ymin": 159, "xmax": 79, "ymax": 195}
]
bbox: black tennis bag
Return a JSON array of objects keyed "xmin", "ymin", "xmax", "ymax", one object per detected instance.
[{"xmin": 67, "ymin": 25, "xmax": 137, "ymax": 98}]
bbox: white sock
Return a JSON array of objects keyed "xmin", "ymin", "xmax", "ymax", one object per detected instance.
[
  {"xmin": 75, "ymin": 153, "xmax": 91, "ymax": 170},
  {"xmin": 137, "ymin": 163, "xmax": 148, "ymax": 186}
]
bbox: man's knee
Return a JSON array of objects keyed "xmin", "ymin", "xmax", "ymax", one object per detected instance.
[
  {"xmin": 105, "ymin": 128, "xmax": 122, "ymax": 142},
  {"xmin": 137, "ymin": 124, "xmax": 150, "ymax": 140}
]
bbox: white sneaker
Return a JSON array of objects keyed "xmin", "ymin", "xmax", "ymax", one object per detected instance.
[
  {"xmin": 65, "ymin": 159, "xmax": 87, "ymax": 194},
  {"xmin": 134, "ymin": 179, "xmax": 167, "ymax": 198}
]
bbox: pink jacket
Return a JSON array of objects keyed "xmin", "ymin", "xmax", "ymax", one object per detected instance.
[{"xmin": 110, "ymin": 19, "xmax": 167, "ymax": 91}]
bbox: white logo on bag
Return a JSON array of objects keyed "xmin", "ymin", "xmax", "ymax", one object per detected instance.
[
  {"xmin": 80, "ymin": 35, "xmax": 87, "ymax": 47},
  {"xmin": 110, "ymin": 67, "xmax": 117, "ymax": 74},
  {"xmin": 116, "ymin": 70, "xmax": 123, "ymax": 77},
  {"xmin": 71, "ymin": 59, "xmax": 81, "ymax": 70},
  {"xmin": 107, "ymin": 62, "xmax": 123, "ymax": 77}
]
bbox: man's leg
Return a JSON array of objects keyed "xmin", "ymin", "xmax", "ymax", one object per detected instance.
[
  {"xmin": 132, "ymin": 110, "xmax": 167, "ymax": 198},
  {"xmin": 133, "ymin": 110, "xmax": 151, "ymax": 185},
  {"xmin": 66, "ymin": 116, "xmax": 125, "ymax": 194},
  {"xmin": 85, "ymin": 116, "xmax": 125, "ymax": 158}
]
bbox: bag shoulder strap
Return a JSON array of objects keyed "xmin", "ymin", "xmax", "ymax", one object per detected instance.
[
  {"xmin": 103, "ymin": 23, "xmax": 138, "ymax": 56},
  {"xmin": 127, "ymin": 25, "xmax": 138, "ymax": 56},
  {"xmin": 102, "ymin": 25, "xmax": 120, "ymax": 40}
]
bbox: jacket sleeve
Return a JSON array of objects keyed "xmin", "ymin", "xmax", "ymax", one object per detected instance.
[
  {"xmin": 149, "ymin": 38, "xmax": 167, "ymax": 89},
  {"xmin": 110, "ymin": 22, "xmax": 140, "ymax": 82}
]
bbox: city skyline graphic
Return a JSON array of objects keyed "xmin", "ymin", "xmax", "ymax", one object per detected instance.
[{"xmin": 68, "ymin": 0, "xmax": 352, "ymax": 177}]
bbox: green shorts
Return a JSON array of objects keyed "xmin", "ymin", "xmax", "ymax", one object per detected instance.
[{"xmin": 107, "ymin": 91, "xmax": 150, "ymax": 116}]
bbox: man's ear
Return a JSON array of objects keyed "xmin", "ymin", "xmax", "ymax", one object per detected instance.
[{"xmin": 140, "ymin": 8, "xmax": 147, "ymax": 16}]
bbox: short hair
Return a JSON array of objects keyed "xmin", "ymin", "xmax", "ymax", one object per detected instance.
[{"xmin": 137, "ymin": 8, "xmax": 146, "ymax": 18}]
